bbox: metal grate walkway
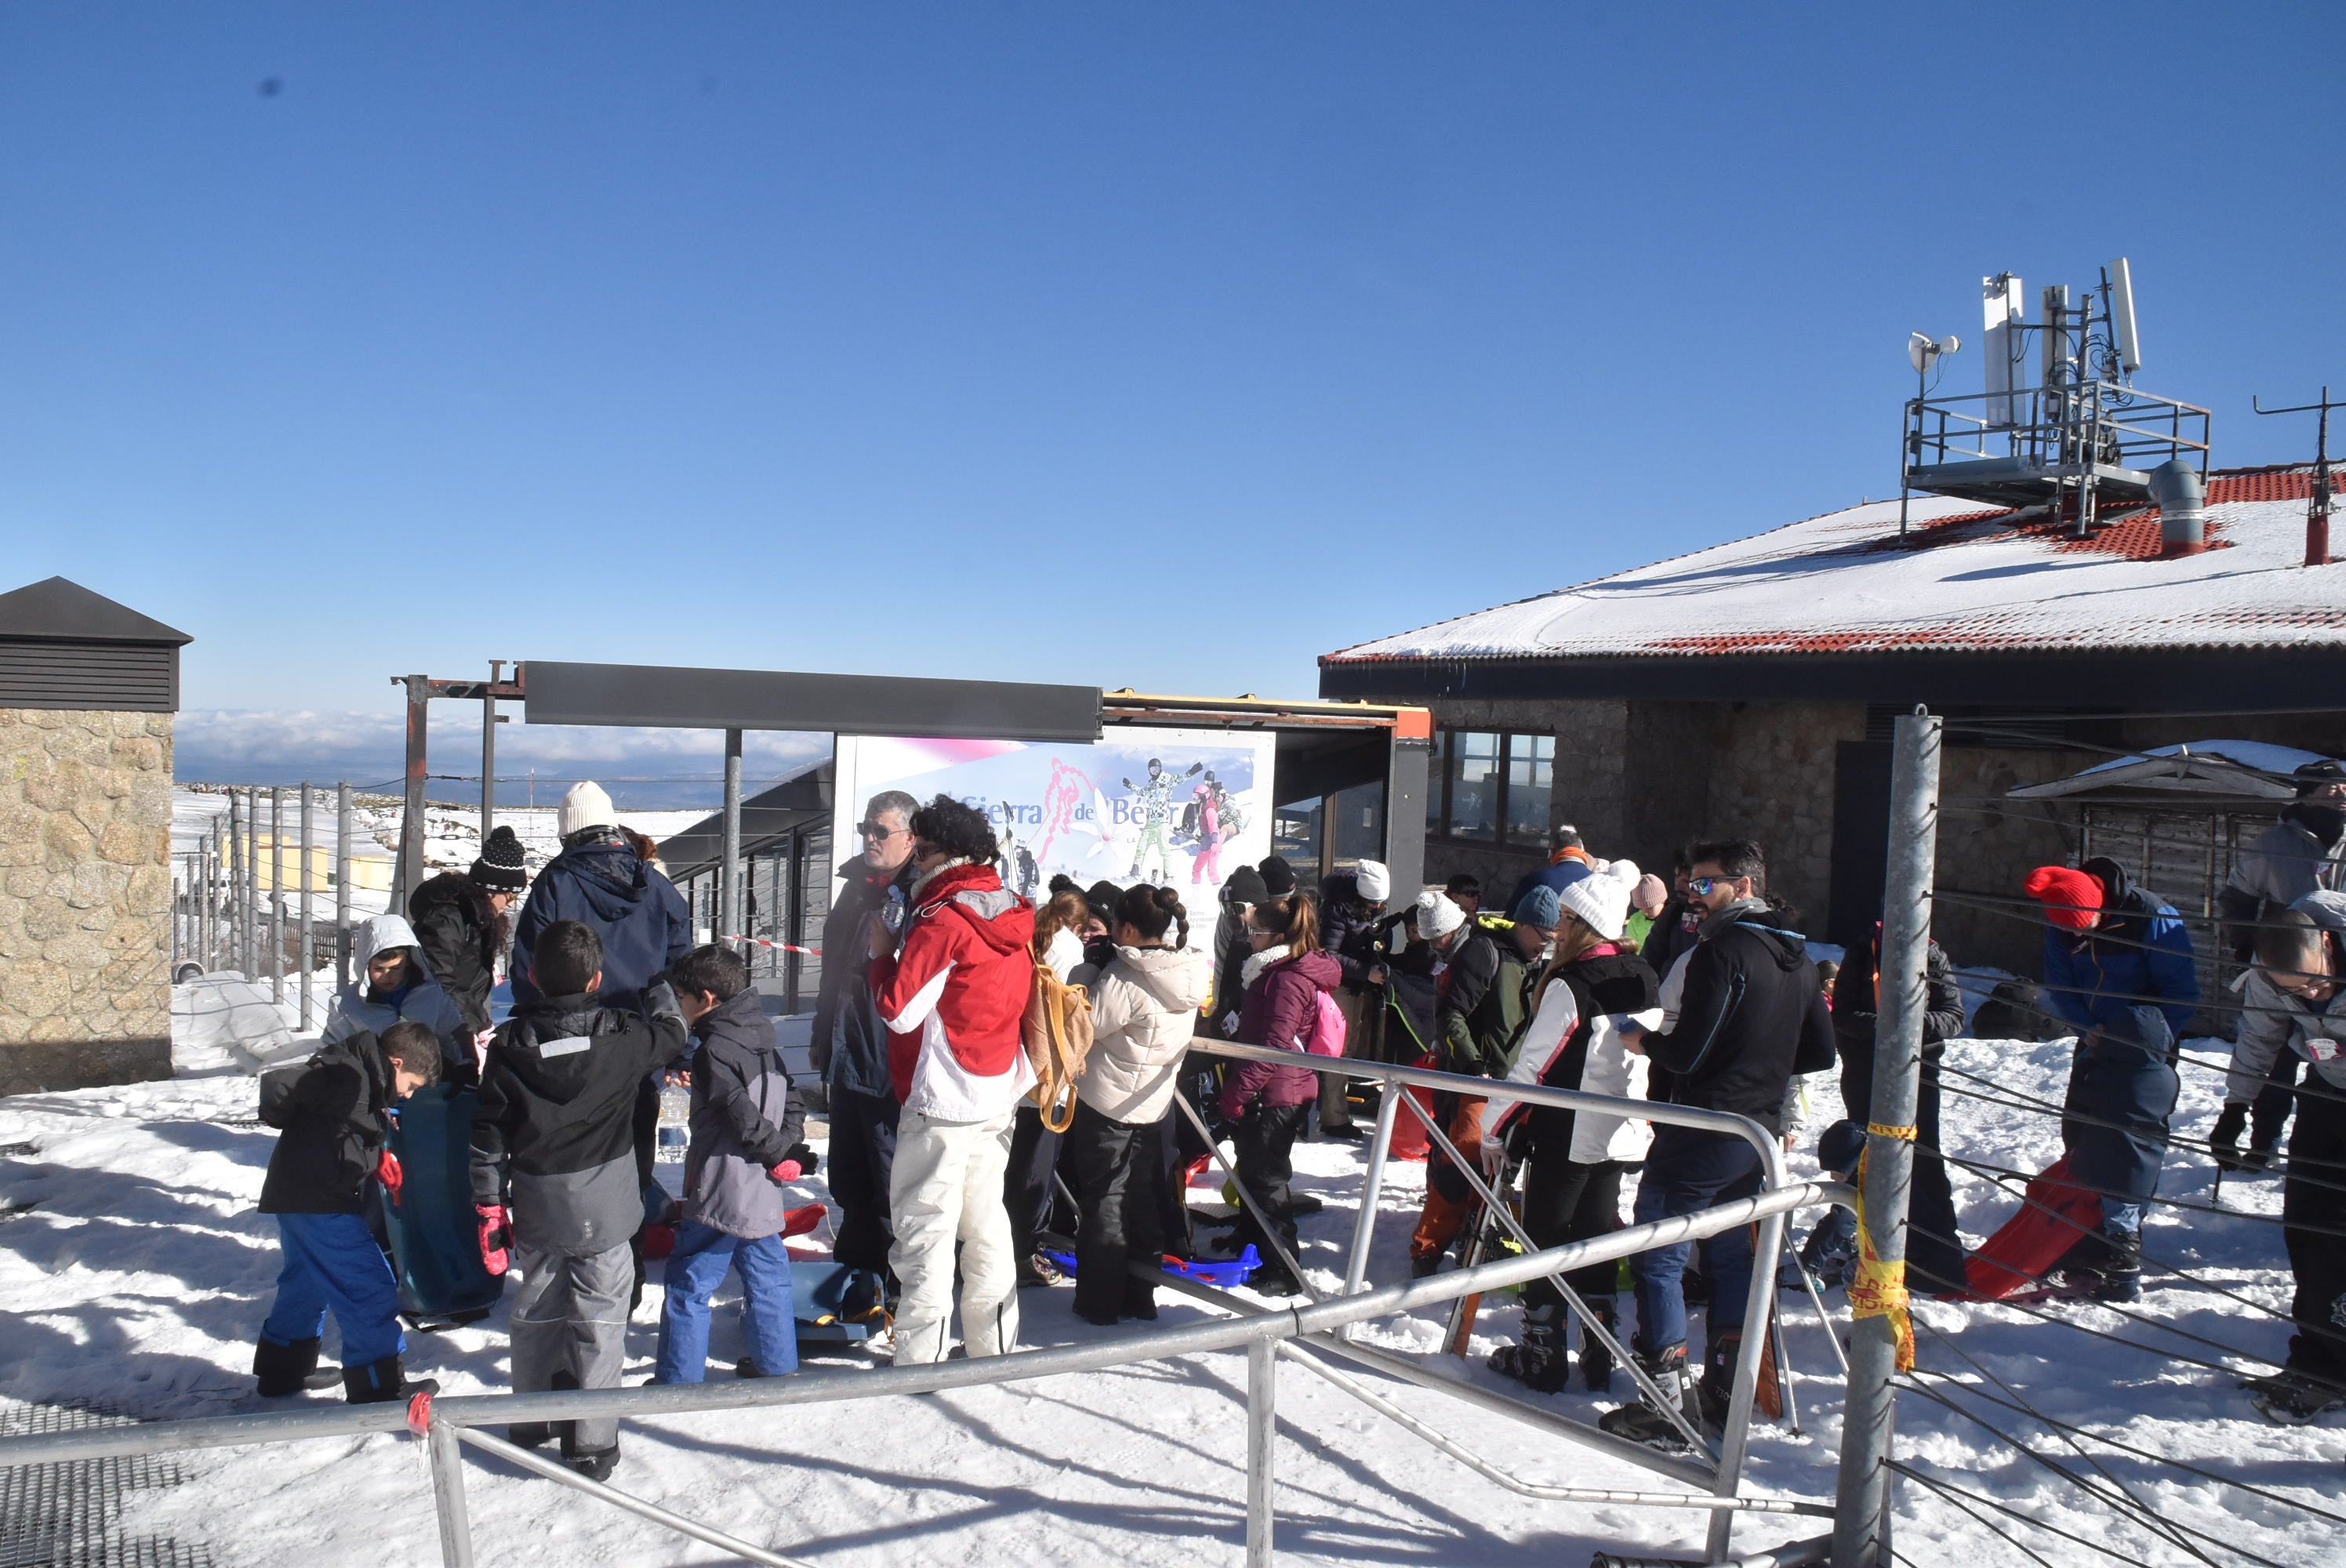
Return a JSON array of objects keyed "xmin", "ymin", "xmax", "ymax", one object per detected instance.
[{"xmin": 0, "ymin": 1401, "xmax": 213, "ymax": 1568}]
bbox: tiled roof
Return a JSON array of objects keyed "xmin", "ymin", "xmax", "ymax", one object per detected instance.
[{"xmin": 1324, "ymin": 466, "xmax": 2344, "ymax": 665}]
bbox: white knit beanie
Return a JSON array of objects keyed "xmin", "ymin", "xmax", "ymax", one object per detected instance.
[
  {"xmin": 1354, "ymin": 859, "xmax": 1391, "ymax": 902},
  {"xmin": 1556, "ymin": 857, "xmax": 1642, "ymax": 942},
  {"xmin": 1415, "ymin": 887, "xmax": 1466, "ymax": 941},
  {"xmin": 557, "ymin": 780, "xmax": 617, "ymax": 838}
]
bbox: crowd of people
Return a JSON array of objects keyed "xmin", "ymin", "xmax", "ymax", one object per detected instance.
[{"xmin": 241, "ymin": 762, "xmax": 2346, "ymax": 1478}]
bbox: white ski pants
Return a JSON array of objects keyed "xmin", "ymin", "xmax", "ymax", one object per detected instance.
[{"xmin": 888, "ymin": 1106, "xmax": 1020, "ymax": 1365}]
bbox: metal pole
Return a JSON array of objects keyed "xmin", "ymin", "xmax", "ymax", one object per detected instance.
[
  {"xmin": 1341, "ymin": 1087, "xmax": 1401, "ymax": 1308},
  {"xmin": 170, "ymin": 855, "xmax": 182, "ymax": 971},
  {"xmin": 481, "ymin": 661, "xmax": 500, "ymax": 845},
  {"xmin": 298, "ymin": 785, "xmax": 314, "ymax": 1029},
  {"xmin": 239, "ymin": 789, "xmax": 257, "ymax": 975},
  {"xmin": 1246, "ymin": 1336, "xmax": 1276, "ymax": 1568},
  {"xmin": 426, "ymin": 1416, "xmax": 475, "ymax": 1568},
  {"xmin": 336, "ymin": 783, "xmax": 354, "ymax": 991},
  {"xmin": 269, "ymin": 785, "xmax": 285, "ymax": 1005},
  {"xmin": 1708, "ymin": 1210, "xmax": 1788, "ymax": 1560},
  {"xmin": 396, "ymin": 673, "xmax": 430, "ymax": 907},
  {"xmin": 1830, "ymin": 708, "xmax": 1941, "ymax": 1568},
  {"xmin": 722, "ymin": 727, "xmax": 744, "ymax": 952}
]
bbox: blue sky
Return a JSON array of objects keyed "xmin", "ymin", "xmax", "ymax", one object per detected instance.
[{"xmin": 3, "ymin": 4, "xmax": 2341, "ymax": 793}]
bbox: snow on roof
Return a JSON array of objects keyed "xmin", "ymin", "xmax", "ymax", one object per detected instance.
[
  {"xmin": 1325, "ymin": 466, "xmax": 2346, "ymax": 664},
  {"xmin": 2074, "ymin": 739, "xmax": 2334, "ymax": 779}
]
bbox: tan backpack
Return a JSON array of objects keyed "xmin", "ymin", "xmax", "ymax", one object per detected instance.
[{"xmin": 1022, "ymin": 956, "xmax": 1094, "ymax": 1134}]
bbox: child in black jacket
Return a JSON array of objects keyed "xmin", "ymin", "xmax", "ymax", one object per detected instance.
[
  {"xmin": 252, "ymin": 1022, "xmax": 441, "ymax": 1403},
  {"xmin": 470, "ymin": 918, "xmax": 689, "ymax": 1481}
]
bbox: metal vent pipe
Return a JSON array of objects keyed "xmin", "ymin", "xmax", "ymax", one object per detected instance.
[{"xmin": 2150, "ymin": 459, "xmax": 2206, "ymax": 556}]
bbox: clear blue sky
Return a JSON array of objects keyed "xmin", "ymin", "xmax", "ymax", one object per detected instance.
[{"xmin": 3, "ymin": 4, "xmax": 2340, "ymax": 786}]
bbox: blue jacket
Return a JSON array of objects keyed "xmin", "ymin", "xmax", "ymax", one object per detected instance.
[
  {"xmin": 2041, "ymin": 857, "xmax": 2198, "ymax": 1040},
  {"xmin": 510, "ymin": 831, "xmax": 693, "ymax": 1016},
  {"xmin": 1505, "ymin": 855, "xmax": 1592, "ymax": 922}
]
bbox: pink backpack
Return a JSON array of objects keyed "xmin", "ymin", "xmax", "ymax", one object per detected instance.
[{"xmin": 1304, "ymin": 989, "xmax": 1348, "ymax": 1057}]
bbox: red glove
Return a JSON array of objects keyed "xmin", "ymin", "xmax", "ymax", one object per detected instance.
[
  {"xmin": 374, "ymin": 1149, "xmax": 403, "ymax": 1205},
  {"xmin": 767, "ymin": 1160, "xmax": 802, "ymax": 1183},
  {"xmin": 475, "ymin": 1204, "xmax": 510, "ymax": 1276}
]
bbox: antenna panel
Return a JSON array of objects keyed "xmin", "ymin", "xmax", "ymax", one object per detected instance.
[
  {"xmin": 2107, "ymin": 256, "xmax": 2142, "ymax": 374},
  {"xmin": 1981, "ymin": 273, "xmax": 2025, "ymax": 426}
]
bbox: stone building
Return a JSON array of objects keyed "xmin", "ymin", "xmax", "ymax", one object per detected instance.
[
  {"xmin": 1320, "ymin": 468, "xmax": 2346, "ymax": 975},
  {"xmin": 0, "ymin": 577, "xmax": 191, "ymax": 1094}
]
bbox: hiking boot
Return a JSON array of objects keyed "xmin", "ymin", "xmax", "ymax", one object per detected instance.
[
  {"xmin": 1597, "ymin": 1346, "xmax": 1698, "ymax": 1452},
  {"xmin": 1487, "ymin": 1305, "xmax": 1570, "ymax": 1394},
  {"xmin": 2242, "ymin": 1368, "xmax": 2346, "ymax": 1425},
  {"xmin": 1578, "ymin": 1298, "xmax": 1618, "ymax": 1393},
  {"xmin": 252, "ymin": 1336, "xmax": 322, "ymax": 1399}
]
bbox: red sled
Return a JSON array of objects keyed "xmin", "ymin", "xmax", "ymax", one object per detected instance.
[
  {"xmin": 1962, "ymin": 1156, "xmax": 2101, "ymax": 1301},
  {"xmin": 1385, "ymin": 1052, "xmax": 1436, "ymax": 1163}
]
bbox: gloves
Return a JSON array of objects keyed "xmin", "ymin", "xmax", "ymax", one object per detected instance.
[
  {"xmin": 767, "ymin": 1160, "xmax": 802, "ymax": 1183},
  {"xmin": 781, "ymin": 1141, "xmax": 819, "ymax": 1177},
  {"xmin": 475, "ymin": 1204, "xmax": 510, "ymax": 1276},
  {"xmin": 1476, "ymin": 1138, "xmax": 1508, "ymax": 1181},
  {"xmin": 373, "ymin": 1149, "xmax": 403, "ymax": 1204},
  {"xmin": 2210, "ymin": 1102, "xmax": 2250, "ymax": 1171}
]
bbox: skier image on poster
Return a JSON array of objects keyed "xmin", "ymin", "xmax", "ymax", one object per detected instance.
[
  {"xmin": 1122, "ymin": 758, "xmax": 1202, "ymax": 883},
  {"xmin": 1187, "ymin": 770, "xmax": 1244, "ymax": 887}
]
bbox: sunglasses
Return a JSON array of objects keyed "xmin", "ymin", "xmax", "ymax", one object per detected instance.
[
  {"xmin": 856, "ymin": 822, "xmax": 906, "ymax": 840},
  {"xmin": 1687, "ymin": 876, "xmax": 1734, "ymax": 896}
]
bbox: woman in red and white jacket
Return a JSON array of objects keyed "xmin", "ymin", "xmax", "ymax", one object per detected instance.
[{"xmin": 867, "ymin": 795, "xmax": 1037, "ymax": 1365}]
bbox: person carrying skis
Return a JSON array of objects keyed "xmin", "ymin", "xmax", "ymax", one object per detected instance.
[
  {"xmin": 470, "ymin": 919, "xmax": 691, "ymax": 1480},
  {"xmin": 1408, "ymin": 887, "xmax": 1544, "ymax": 1278},
  {"xmin": 653, "ymin": 943, "xmax": 808, "ymax": 1385},
  {"xmin": 1485, "ymin": 861, "xmax": 1658, "ymax": 1394},
  {"xmin": 2025, "ymin": 858, "xmax": 2197, "ymax": 1302},
  {"xmin": 2224, "ymin": 895, "xmax": 2346, "ymax": 1422},
  {"xmin": 1599, "ymin": 840, "xmax": 1834, "ymax": 1450},
  {"xmin": 252, "ymin": 1022, "xmax": 443, "ymax": 1404}
]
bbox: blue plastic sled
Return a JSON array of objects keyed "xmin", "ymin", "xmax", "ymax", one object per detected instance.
[
  {"xmin": 791, "ymin": 1261, "xmax": 886, "ymax": 1343},
  {"xmin": 1042, "ymin": 1246, "xmax": 1262, "ymax": 1289},
  {"xmin": 383, "ymin": 1084, "xmax": 505, "ymax": 1328}
]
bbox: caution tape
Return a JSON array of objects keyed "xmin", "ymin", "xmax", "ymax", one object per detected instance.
[
  {"xmin": 1845, "ymin": 1146, "xmax": 1916, "ymax": 1373},
  {"xmin": 1868, "ymin": 1122, "xmax": 1918, "ymax": 1141},
  {"xmin": 717, "ymin": 935, "xmax": 822, "ymax": 956}
]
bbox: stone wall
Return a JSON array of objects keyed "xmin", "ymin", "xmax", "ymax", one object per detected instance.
[{"xmin": 0, "ymin": 708, "xmax": 175, "ymax": 1094}]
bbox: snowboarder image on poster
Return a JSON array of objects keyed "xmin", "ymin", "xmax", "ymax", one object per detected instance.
[
  {"xmin": 1122, "ymin": 758, "xmax": 1203, "ymax": 884},
  {"xmin": 997, "ymin": 817, "xmax": 1040, "ymax": 901},
  {"xmin": 1189, "ymin": 771, "xmax": 1241, "ymax": 887}
]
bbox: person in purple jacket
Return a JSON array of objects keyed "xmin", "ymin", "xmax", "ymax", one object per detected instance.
[{"xmin": 1215, "ymin": 897, "xmax": 1338, "ymax": 1297}]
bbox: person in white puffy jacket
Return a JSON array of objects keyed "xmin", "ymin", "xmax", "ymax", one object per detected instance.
[
  {"xmin": 1484, "ymin": 860, "xmax": 1660, "ymax": 1396},
  {"xmin": 1064, "ymin": 884, "xmax": 1211, "ymax": 1326},
  {"xmin": 323, "ymin": 913, "xmax": 474, "ymax": 1078}
]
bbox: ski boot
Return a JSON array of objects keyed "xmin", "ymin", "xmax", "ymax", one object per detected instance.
[
  {"xmin": 1596, "ymin": 1346, "xmax": 1699, "ymax": 1452},
  {"xmin": 1797, "ymin": 1210, "xmax": 1858, "ymax": 1290},
  {"xmin": 2242, "ymin": 1369, "xmax": 2346, "ymax": 1425},
  {"xmin": 1578, "ymin": 1297, "xmax": 1618, "ymax": 1393},
  {"xmin": 2049, "ymin": 1231, "xmax": 2142, "ymax": 1303},
  {"xmin": 252, "ymin": 1336, "xmax": 324, "ymax": 1399},
  {"xmin": 1487, "ymin": 1305, "xmax": 1571, "ymax": 1393}
]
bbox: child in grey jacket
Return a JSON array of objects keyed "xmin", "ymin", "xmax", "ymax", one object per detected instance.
[{"xmin": 653, "ymin": 944, "xmax": 809, "ymax": 1385}]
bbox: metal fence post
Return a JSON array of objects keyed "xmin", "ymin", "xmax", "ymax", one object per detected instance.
[
  {"xmin": 336, "ymin": 783, "xmax": 354, "ymax": 990},
  {"xmin": 426, "ymin": 1415, "xmax": 476, "ymax": 1568},
  {"xmin": 269, "ymin": 785, "xmax": 285, "ymax": 1005},
  {"xmin": 297, "ymin": 786, "xmax": 314, "ymax": 1028},
  {"xmin": 1831, "ymin": 707, "xmax": 1941, "ymax": 1568},
  {"xmin": 1341, "ymin": 1087, "xmax": 1401, "ymax": 1310},
  {"xmin": 1247, "ymin": 1336, "xmax": 1276, "ymax": 1567},
  {"xmin": 227, "ymin": 790, "xmax": 247, "ymax": 975},
  {"xmin": 722, "ymin": 727, "xmax": 744, "ymax": 953}
]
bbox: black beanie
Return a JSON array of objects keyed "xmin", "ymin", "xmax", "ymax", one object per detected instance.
[
  {"xmin": 472, "ymin": 825, "xmax": 528, "ymax": 892},
  {"xmin": 1222, "ymin": 866, "xmax": 1269, "ymax": 908},
  {"xmin": 1258, "ymin": 855, "xmax": 1297, "ymax": 899}
]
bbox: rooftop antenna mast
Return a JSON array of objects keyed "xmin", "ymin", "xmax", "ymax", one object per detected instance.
[
  {"xmin": 2252, "ymin": 385, "xmax": 2341, "ymax": 567},
  {"xmin": 1898, "ymin": 331, "xmax": 1960, "ymax": 541}
]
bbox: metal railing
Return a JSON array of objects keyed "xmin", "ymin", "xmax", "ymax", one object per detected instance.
[{"xmin": 0, "ymin": 1030, "xmax": 1862, "ymax": 1567}]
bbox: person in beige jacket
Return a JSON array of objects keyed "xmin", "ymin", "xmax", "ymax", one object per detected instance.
[{"xmin": 1066, "ymin": 884, "xmax": 1211, "ymax": 1325}]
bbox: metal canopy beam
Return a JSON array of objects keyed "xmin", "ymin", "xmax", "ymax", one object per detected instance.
[{"xmin": 520, "ymin": 660, "xmax": 1102, "ymax": 742}]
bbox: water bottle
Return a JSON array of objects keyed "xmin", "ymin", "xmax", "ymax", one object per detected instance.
[{"xmin": 656, "ymin": 1078, "xmax": 691, "ymax": 1160}]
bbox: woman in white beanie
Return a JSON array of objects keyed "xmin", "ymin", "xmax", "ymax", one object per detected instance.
[
  {"xmin": 1484, "ymin": 858, "xmax": 1660, "ymax": 1395},
  {"xmin": 1313, "ymin": 858, "xmax": 1395, "ymax": 1138}
]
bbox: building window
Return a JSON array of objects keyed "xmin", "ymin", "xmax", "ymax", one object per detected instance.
[
  {"xmin": 1427, "ymin": 728, "xmax": 1556, "ymax": 848},
  {"xmin": 1505, "ymin": 734, "xmax": 1555, "ymax": 845}
]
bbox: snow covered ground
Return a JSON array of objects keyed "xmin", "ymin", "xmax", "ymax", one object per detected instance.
[{"xmin": 1, "ymin": 1020, "xmax": 2339, "ymax": 1566}]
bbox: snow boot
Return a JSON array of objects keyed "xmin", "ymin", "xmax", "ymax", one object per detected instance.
[
  {"xmin": 1596, "ymin": 1346, "xmax": 1698, "ymax": 1452},
  {"xmin": 566, "ymin": 1444, "xmax": 619, "ymax": 1483},
  {"xmin": 2242, "ymin": 1369, "xmax": 2346, "ymax": 1425},
  {"xmin": 252, "ymin": 1336, "xmax": 322, "ymax": 1399},
  {"xmin": 1487, "ymin": 1305, "xmax": 1570, "ymax": 1393},
  {"xmin": 341, "ymin": 1356, "xmax": 437, "ymax": 1405},
  {"xmin": 2050, "ymin": 1231, "xmax": 2142, "ymax": 1303},
  {"xmin": 2239, "ymin": 1143, "xmax": 2277, "ymax": 1175},
  {"xmin": 1578, "ymin": 1298, "xmax": 1618, "ymax": 1393}
]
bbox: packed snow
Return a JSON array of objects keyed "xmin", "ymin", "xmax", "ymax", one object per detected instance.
[{"xmin": 2, "ymin": 1004, "xmax": 2339, "ymax": 1566}]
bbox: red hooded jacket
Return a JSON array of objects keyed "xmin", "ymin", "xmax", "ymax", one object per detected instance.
[{"xmin": 869, "ymin": 861, "xmax": 1038, "ymax": 1120}]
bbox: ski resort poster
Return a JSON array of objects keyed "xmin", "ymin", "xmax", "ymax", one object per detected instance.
[{"xmin": 831, "ymin": 726, "xmax": 1277, "ymax": 939}]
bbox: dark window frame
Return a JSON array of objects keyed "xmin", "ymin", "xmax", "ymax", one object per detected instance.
[{"xmin": 1427, "ymin": 727, "xmax": 1557, "ymax": 849}]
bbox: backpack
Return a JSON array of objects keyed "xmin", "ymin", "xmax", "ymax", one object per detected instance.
[
  {"xmin": 1304, "ymin": 988, "xmax": 1347, "ymax": 1057},
  {"xmin": 1022, "ymin": 957, "xmax": 1095, "ymax": 1134}
]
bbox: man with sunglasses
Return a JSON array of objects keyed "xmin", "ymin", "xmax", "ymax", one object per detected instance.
[
  {"xmin": 2227, "ymin": 894, "xmax": 2346, "ymax": 1423},
  {"xmin": 1600, "ymin": 839, "xmax": 1834, "ymax": 1450},
  {"xmin": 811, "ymin": 790, "xmax": 924, "ymax": 1279}
]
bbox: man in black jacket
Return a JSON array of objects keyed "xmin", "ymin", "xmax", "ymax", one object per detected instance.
[
  {"xmin": 1602, "ymin": 840, "xmax": 1835, "ymax": 1450},
  {"xmin": 809, "ymin": 789, "xmax": 920, "ymax": 1275},
  {"xmin": 408, "ymin": 824, "xmax": 528, "ymax": 1044},
  {"xmin": 252, "ymin": 1022, "xmax": 441, "ymax": 1403},
  {"xmin": 471, "ymin": 920, "xmax": 690, "ymax": 1480}
]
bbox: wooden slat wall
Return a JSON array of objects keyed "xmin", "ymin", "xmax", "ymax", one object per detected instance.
[{"xmin": 0, "ymin": 640, "xmax": 176, "ymax": 710}]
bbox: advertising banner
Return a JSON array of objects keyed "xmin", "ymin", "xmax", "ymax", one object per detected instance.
[{"xmin": 832, "ymin": 726, "xmax": 1277, "ymax": 954}]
